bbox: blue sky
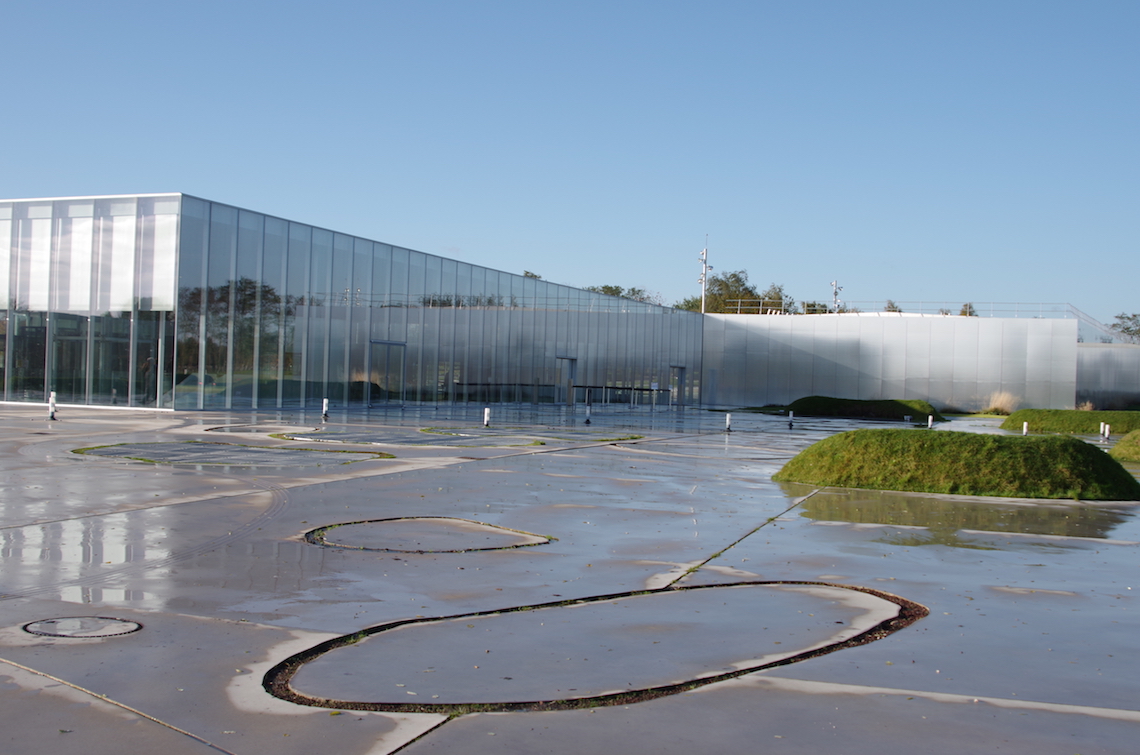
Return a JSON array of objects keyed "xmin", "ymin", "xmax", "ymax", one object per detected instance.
[{"xmin": 2, "ymin": 1, "xmax": 1136, "ymax": 323}]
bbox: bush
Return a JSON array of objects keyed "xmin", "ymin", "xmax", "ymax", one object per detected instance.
[
  {"xmin": 1001, "ymin": 409, "xmax": 1140, "ymax": 435},
  {"xmin": 981, "ymin": 391, "xmax": 1021, "ymax": 415},
  {"xmin": 772, "ymin": 429, "xmax": 1140, "ymax": 500},
  {"xmin": 787, "ymin": 396, "xmax": 946, "ymax": 422}
]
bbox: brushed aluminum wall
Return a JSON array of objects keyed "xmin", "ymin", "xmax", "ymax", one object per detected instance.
[
  {"xmin": 701, "ymin": 314, "xmax": 1078, "ymax": 410},
  {"xmin": 1076, "ymin": 344, "xmax": 1140, "ymax": 409}
]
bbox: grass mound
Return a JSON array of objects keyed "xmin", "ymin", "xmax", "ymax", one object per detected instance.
[
  {"xmin": 1109, "ymin": 430, "xmax": 1140, "ymax": 463},
  {"xmin": 787, "ymin": 396, "xmax": 946, "ymax": 422},
  {"xmin": 1000, "ymin": 409, "xmax": 1140, "ymax": 435},
  {"xmin": 772, "ymin": 429, "xmax": 1140, "ymax": 500}
]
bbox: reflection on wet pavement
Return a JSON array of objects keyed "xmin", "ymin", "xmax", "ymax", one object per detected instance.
[
  {"xmin": 281, "ymin": 426, "xmax": 647, "ymax": 448},
  {"xmin": 795, "ymin": 487, "xmax": 1139, "ymax": 549},
  {"xmin": 0, "ymin": 405, "xmax": 1137, "ymax": 754}
]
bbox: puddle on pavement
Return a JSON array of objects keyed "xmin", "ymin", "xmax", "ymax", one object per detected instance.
[
  {"xmin": 74, "ymin": 442, "xmax": 391, "ymax": 468},
  {"xmin": 793, "ymin": 487, "xmax": 1139, "ymax": 548},
  {"xmin": 305, "ymin": 517, "xmax": 553, "ymax": 553},
  {"xmin": 265, "ymin": 581, "xmax": 926, "ymax": 712}
]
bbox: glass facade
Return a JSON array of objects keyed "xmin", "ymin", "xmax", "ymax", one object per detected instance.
[
  {"xmin": 0, "ymin": 194, "xmax": 702, "ymax": 410},
  {"xmin": 1, "ymin": 193, "xmax": 1110, "ymax": 412},
  {"xmin": 0, "ymin": 195, "xmax": 178, "ymax": 407}
]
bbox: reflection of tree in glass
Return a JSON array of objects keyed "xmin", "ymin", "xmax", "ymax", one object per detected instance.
[
  {"xmin": 787, "ymin": 485, "xmax": 1131, "ymax": 542},
  {"xmin": 417, "ymin": 293, "xmax": 505, "ymax": 308},
  {"xmin": 178, "ymin": 278, "xmax": 300, "ymax": 376}
]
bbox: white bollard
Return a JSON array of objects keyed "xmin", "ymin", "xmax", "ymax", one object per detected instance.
[
  {"xmin": 927, "ymin": 415, "xmax": 934, "ymax": 429},
  {"xmin": 585, "ymin": 405, "xmax": 591, "ymax": 425},
  {"xmin": 48, "ymin": 391, "xmax": 57, "ymax": 421},
  {"xmin": 1023, "ymin": 421, "xmax": 1028, "ymax": 436},
  {"xmin": 483, "ymin": 407, "xmax": 491, "ymax": 427},
  {"xmin": 725, "ymin": 413, "xmax": 732, "ymax": 433},
  {"xmin": 1100, "ymin": 422, "xmax": 1106, "ymax": 435},
  {"xmin": 1105, "ymin": 424, "xmax": 1111, "ymax": 439},
  {"xmin": 322, "ymin": 397, "xmax": 329, "ymax": 419}
]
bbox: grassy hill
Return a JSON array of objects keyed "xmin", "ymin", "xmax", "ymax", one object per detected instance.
[
  {"xmin": 773, "ymin": 429, "xmax": 1140, "ymax": 500},
  {"xmin": 1109, "ymin": 430, "xmax": 1140, "ymax": 463},
  {"xmin": 786, "ymin": 396, "xmax": 946, "ymax": 422},
  {"xmin": 1000, "ymin": 409, "xmax": 1140, "ymax": 435}
]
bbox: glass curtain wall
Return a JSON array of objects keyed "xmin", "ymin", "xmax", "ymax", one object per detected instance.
[
  {"xmin": 172, "ymin": 196, "xmax": 703, "ymax": 410},
  {"xmin": 2, "ymin": 193, "xmax": 702, "ymax": 410},
  {"xmin": 0, "ymin": 195, "xmax": 178, "ymax": 407}
]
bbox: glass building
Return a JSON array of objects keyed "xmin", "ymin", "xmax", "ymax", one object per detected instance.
[{"xmin": 0, "ymin": 194, "xmax": 704, "ymax": 410}]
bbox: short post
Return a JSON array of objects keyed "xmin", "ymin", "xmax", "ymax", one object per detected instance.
[
  {"xmin": 927, "ymin": 415, "xmax": 933, "ymax": 429},
  {"xmin": 585, "ymin": 405, "xmax": 591, "ymax": 425},
  {"xmin": 1105, "ymin": 424, "xmax": 1111, "ymax": 439},
  {"xmin": 725, "ymin": 413, "xmax": 732, "ymax": 433},
  {"xmin": 48, "ymin": 391, "xmax": 57, "ymax": 421},
  {"xmin": 1023, "ymin": 421, "xmax": 1028, "ymax": 436},
  {"xmin": 483, "ymin": 407, "xmax": 491, "ymax": 427},
  {"xmin": 322, "ymin": 398, "xmax": 329, "ymax": 420},
  {"xmin": 1100, "ymin": 421, "xmax": 1106, "ymax": 436},
  {"xmin": 788, "ymin": 410, "xmax": 794, "ymax": 430}
]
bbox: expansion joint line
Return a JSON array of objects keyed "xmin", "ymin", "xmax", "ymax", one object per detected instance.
[
  {"xmin": 667, "ymin": 488, "xmax": 823, "ymax": 588},
  {"xmin": 0, "ymin": 656, "xmax": 238, "ymax": 755}
]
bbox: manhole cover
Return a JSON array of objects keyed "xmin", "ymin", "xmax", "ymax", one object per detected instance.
[{"xmin": 22, "ymin": 616, "xmax": 142, "ymax": 638}]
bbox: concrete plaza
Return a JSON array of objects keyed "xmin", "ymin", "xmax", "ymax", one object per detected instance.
[{"xmin": 1, "ymin": 404, "xmax": 1137, "ymax": 754}]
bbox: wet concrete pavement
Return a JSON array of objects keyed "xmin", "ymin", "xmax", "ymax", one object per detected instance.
[{"xmin": 1, "ymin": 404, "xmax": 1137, "ymax": 753}]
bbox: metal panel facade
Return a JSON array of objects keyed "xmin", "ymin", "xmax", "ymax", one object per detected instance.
[{"xmin": 702, "ymin": 314, "xmax": 1079, "ymax": 410}]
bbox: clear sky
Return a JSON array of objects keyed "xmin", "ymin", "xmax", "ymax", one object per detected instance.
[{"xmin": 2, "ymin": 1, "xmax": 1136, "ymax": 323}]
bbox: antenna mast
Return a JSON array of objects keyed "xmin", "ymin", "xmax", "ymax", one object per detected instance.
[{"xmin": 698, "ymin": 236, "xmax": 712, "ymax": 314}]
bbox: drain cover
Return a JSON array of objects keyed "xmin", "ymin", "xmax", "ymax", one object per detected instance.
[{"xmin": 22, "ymin": 616, "xmax": 142, "ymax": 638}]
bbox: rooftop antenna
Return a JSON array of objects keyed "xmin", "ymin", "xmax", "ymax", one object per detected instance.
[
  {"xmin": 698, "ymin": 236, "xmax": 712, "ymax": 314},
  {"xmin": 831, "ymin": 280, "xmax": 843, "ymax": 313}
]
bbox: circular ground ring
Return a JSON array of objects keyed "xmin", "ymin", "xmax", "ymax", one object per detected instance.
[
  {"xmin": 304, "ymin": 516, "xmax": 555, "ymax": 553},
  {"xmin": 22, "ymin": 616, "xmax": 143, "ymax": 638},
  {"xmin": 262, "ymin": 580, "xmax": 928, "ymax": 713}
]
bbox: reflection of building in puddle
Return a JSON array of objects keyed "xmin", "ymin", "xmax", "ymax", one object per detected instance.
[
  {"xmin": 792, "ymin": 487, "xmax": 1135, "ymax": 548},
  {"xmin": 0, "ymin": 509, "xmax": 174, "ymax": 607}
]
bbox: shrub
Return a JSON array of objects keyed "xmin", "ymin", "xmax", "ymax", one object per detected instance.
[
  {"xmin": 773, "ymin": 429, "xmax": 1140, "ymax": 500},
  {"xmin": 981, "ymin": 391, "xmax": 1021, "ymax": 415}
]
